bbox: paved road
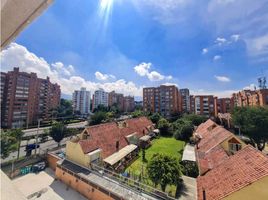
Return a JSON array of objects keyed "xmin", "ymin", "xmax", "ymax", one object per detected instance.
[
  {"xmin": 1, "ymin": 136, "xmax": 71, "ymax": 163},
  {"xmin": 23, "ymin": 121, "xmax": 88, "ymax": 137}
]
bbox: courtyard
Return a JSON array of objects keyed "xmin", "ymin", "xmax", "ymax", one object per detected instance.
[
  {"xmin": 125, "ymin": 137, "xmax": 186, "ymax": 197},
  {"xmin": 11, "ymin": 168, "xmax": 86, "ymax": 200}
]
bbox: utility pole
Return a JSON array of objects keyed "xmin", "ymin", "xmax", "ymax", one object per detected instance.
[{"xmin": 34, "ymin": 119, "xmax": 41, "ymax": 157}]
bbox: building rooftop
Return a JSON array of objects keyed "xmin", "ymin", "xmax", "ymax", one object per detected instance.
[
  {"xmin": 195, "ymin": 120, "xmax": 234, "ymax": 174},
  {"xmin": 103, "ymin": 144, "xmax": 138, "ymax": 166},
  {"xmin": 77, "ymin": 117, "xmax": 153, "ymax": 158},
  {"xmin": 58, "ymin": 159, "xmax": 156, "ymax": 200},
  {"xmin": 182, "ymin": 144, "xmax": 196, "ymax": 162},
  {"xmin": 197, "ymin": 145, "xmax": 268, "ymax": 200}
]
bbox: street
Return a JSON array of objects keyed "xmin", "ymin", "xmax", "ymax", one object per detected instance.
[{"xmin": 22, "ymin": 121, "xmax": 88, "ymax": 137}]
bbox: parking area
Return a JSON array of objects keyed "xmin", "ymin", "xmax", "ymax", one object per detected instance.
[{"xmin": 12, "ymin": 168, "xmax": 86, "ymax": 200}]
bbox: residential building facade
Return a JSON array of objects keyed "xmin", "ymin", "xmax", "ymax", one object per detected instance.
[
  {"xmin": 108, "ymin": 91, "xmax": 124, "ymax": 111},
  {"xmin": 143, "ymin": 85, "xmax": 181, "ymax": 117},
  {"xmin": 180, "ymin": 88, "xmax": 190, "ymax": 113},
  {"xmin": 92, "ymin": 89, "xmax": 108, "ymax": 111},
  {"xmin": 194, "ymin": 119, "xmax": 268, "ymax": 200},
  {"xmin": 123, "ymin": 96, "xmax": 135, "ymax": 112},
  {"xmin": 232, "ymin": 89, "xmax": 268, "ymax": 107},
  {"xmin": 72, "ymin": 87, "xmax": 91, "ymax": 116},
  {"xmin": 214, "ymin": 97, "xmax": 233, "ymax": 115},
  {"xmin": 1, "ymin": 68, "xmax": 60, "ymax": 128},
  {"xmin": 194, "ymin": 95, "xmax": 216, "ymax": 117}
]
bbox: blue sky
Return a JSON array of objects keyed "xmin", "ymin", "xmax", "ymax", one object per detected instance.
[{"xmin": 1, "ymin": 0, "xmax": 268, "ymax": 99}]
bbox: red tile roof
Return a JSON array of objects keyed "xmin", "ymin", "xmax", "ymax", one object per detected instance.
[
  {"xmin": 78, "ymin": 117, "xmax": 153, "ymax": 158},
  {"xmin": 197, "ymin": 145, "xmax": 268, "ymax": 200},
  {"xmin": 196, "ymin": 125, "xmax": 234, "ymax": 174},
  {"xmin": 195, "ymin": 119, "xmax": 216, "ymax": 138}
]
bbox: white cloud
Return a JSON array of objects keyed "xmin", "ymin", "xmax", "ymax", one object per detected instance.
[
  {"xmin": 246, "ymin": 34, "xmax": 268, "ymax": 56},
  {"xmin": 147, "ymin": 71, "xmax": 164, "ymax": 81},
  {"xmin": 134, "ymin": 62, "xmax": 151, "ymax": 76},
  {"xmin": 131, "ymin": 0, "xmax": 194, "ymax": 25},
  {"xmin": 214, "ymin": 75, "xmax": 231, "ymax": 82},
  {"xmin": 94, "ymin": 71, "xmax": 116, "ymax": 81},
  {"xmin": 202, "ymin": 48, "xmax": 208, "ymax": 54},
  {"xmin": 51, "ymin": 62, "xmax": 74, "ymax": 76},
  {"xmin": 134, "ymin": 62, "xmax": 172, "ymax": 81},
  {"xmin": 191, "ymin": 89, "xmax": 237, "ymax": 98},
  {"xmin": 243, "ymin": 83, "xmax": 257, "ymax": 90},
  {"xmin": 215, "ymin": 37, "xmax": 227, "ymax": 45},
  {"xmin": 213, "ymin": 55, "xmax": 222, "ymax": 61},
  {"xmin": 0, "ymin": 43, "xmax": 142, "ymax": 97},
  {"xmin": 162, "ymin": 82, "xmax": 179, "ymax": 87},
  {"xmin": 231, "ymin": 34, "xmax": 240, "ymax": 41}
]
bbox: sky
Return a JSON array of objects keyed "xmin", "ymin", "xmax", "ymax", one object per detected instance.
[{"xmin": 1, "ymin": 0, "xmax": 268, "ymax": 100}]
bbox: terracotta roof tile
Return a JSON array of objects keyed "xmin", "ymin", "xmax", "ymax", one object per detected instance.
[
  {"xmin": 78, "ymin": 117, "xmax": 153, "ymax": 158},
  {"xmin": 197, "ymin": 145, "xmax": 268, "ymax": 200}
]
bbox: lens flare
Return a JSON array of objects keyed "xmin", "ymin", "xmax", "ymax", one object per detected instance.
[{"xmin": 99, "ymin": 0, "xmax": 114, "ymax": 27}]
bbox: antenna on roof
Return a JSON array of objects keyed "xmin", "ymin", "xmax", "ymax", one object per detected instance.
[
  {"xmin": 258, "ymin": 77, "xmax": 267, "ymax": 89},
  {"xmin": 258, "ymin": 69, "xmax": 267, "ymax": 89}
]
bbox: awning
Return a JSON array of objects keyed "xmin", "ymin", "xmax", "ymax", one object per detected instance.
[
  {"xmin": 182, "ymin": 144, "xmax": 196, "ymax": 162},
  {"xmin": 103, "ymin": 144, "xmax": 138, "ymax": 166},
  {"xmin": 153, "ymin": 129, "xmax": 160, "ymax": 133},
  {"xmin": 139, "ymin": 135, "xmax": 151, "ymax": 142}
]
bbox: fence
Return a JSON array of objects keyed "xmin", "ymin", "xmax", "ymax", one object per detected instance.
[{"xmin": 91, "ymin": 163, "xmax": 176, "ymax": 200}]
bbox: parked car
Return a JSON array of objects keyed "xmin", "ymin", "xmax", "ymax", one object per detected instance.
[{"xmin": 32, "ymin": 162, "xmax": 46, "ymax": 173}]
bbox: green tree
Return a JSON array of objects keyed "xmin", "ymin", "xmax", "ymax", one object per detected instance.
[
  {"xmin": 54, "ymin": 99, "xmax": 73, "ymax": 122},
  {"xmin": 147, "ymin": 153, "xmax": 181, "ymax": 192},
  {"xmin": 0, "ymin": 132, "xmax": 16, "ymax": 159},
  {"xmin": 183, "ymin": 114, "xmax": 207, "ymax": 126},
  {"xmin": 49, "ymin": 122, "xmax": 67, "ymax": 147},
  {"xmin": 8, "ymin": 129, "xmax": 24, "ymax": 159},
  {"xmin": 232, "ymin": 106, "xmax": 268, "ymax": 151},
  {"xmin": 149, "ymin": 113, "xmax": 161, "ymax": 124},
  {"xmin": 173, "ymin": 119, "xmax": 194, "ymax": 141},
  {"xmin": 131, "ymin": 110, "xmax": 145, "ymax": 118},
  {"xmin": 89, "ymin": 111, "xmax": 107, "ymax": 125},
  {"xmin": 157, "ymin": 118, "xmax": 171, "ymax": 136}
]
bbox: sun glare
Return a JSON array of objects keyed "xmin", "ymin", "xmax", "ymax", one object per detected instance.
[{"xmin": 99, "ymin": 0, "xmax": 114, "ymax": 28}]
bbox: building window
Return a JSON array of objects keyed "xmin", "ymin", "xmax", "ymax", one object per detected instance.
[{"xmin": 229, "ymin": 143, "xmax": 242, "ymax": 153}]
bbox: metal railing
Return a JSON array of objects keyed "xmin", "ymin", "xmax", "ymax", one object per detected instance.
[{"xmin": 91, "ymin": 163, "xmax": 176, "ymax": 200}]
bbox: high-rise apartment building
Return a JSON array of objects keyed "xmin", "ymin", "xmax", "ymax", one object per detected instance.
[
  {"xmin": 72, "ymin": 88, "xmax": 91, "ymax": 116},
  {"xmin": 1, "ymin": 68, "xmax": 60, "ymax": 128},
  {"xmin": 123, "ymin": 96, "xmax": 135, "ymax": 112},
  {"xmin": 180, "ymin": 88, "xmax": 190, "ymax": 113},
  {"xmin": 194, "ymin": 95, "xmax": 216, "ymax": 117},
  {"xmin": 143, "ymin": 85, "xmax": 181, "ymax": 117},
  {"xmin": 190, "ymin": 95, "xmax": 195, "ymax": 114},
  {"xmin": 108, "ymin": 91, "xmax": 124, "ymax": 111},
  {"xmin": 92, "ymin": 89, "xmax": 108, "ymax": 111},
  {"xmin": 232, "ymin": 89, "xmax": 268, "ymax": 107},
  {"xmin": 214, "ymin": 97, "xmax": 233, "ymax": 115}
]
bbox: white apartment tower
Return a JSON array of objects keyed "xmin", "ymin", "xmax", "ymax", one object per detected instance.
[
  {"xmin": 72, "ymin": 87, "xmax": 91, "ymax": 116},
  {"xmin": 93, "ymin": 89, "xmax": 108, "ymax": 110}
]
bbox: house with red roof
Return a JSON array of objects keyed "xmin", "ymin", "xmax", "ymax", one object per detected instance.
[
  {"xmin": 65, "ymin": 116, "xmax": 154, "ymax": 168},
  {"xmin": 195, "ymin": 119, "xmax": 268, "ymax": 200},
  {"xmin": 197, "ymin": 145, "xmax": 268, "ymax": 200},
  {"xmin": 194, "ymin": 120, "xmax": 247, "ymax": 175}
]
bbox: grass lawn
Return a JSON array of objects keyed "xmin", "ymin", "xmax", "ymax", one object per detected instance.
[{"xmin": 125, "ymin": 137, "xmax": 185, "ymax": 196}]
